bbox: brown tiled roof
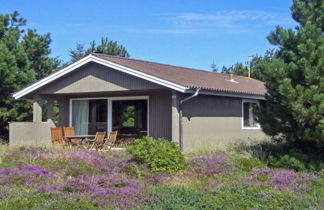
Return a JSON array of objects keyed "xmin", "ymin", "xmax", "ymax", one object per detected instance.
[{"xmin": 93, "ymin": 53, "xmax": 266, "ymax": 96}]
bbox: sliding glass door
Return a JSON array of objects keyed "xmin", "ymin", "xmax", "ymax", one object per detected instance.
[
  {"xmin": 72, "ymin": 99, "xmax": 107, "ymax": 135},
  {"xmin": 71, "ymin": 98, "xmax": 147, "ymax": 136}
]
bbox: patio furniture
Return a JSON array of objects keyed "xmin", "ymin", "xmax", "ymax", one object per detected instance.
[
  {"xmin": 64, "ymin": 135, "xmax": 96, "ymax": 146},
  {"xmin": 50, "ymin": 127, "xmax": 66, "ymax": 146},
  {"xmin": 89, "ymin": 132, "xmax": 106, "ymax": 150},
  {"xmin": 104, "ymin": 131, "xmax": 118, "ymax": 149},
  {"xmin": 63, "ymin": 127, "xmax": 82, "ymax": 145}
]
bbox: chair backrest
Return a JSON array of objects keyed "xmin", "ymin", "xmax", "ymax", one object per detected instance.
[
  {"xmin": 63, "ymin": 127, "xmax": 75, "ymax": 137},
  {"xmin": 106, "ymin": 131, "xmax": 118, "ymax": 146},
  {"xmin": 94, "ymin": 132, "xmax": 106, "ymax": 145},
  {"xmin": 50, "ymin": 127, "xmax": 63, "ymax": 144}
]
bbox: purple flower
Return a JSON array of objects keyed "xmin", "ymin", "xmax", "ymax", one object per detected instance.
[
  {"xmin": 0, "ymin": 168, "xmax": 19, "ymax": 176},
  {"xmin": 189, "ymin": 155, "xmax": 230, "ymax": 176},
  {"xmin": 0, "ymin": 165, "xmax": 53, "ymax": 186},
  {"xmin": 0, "ymin": 186, "xmax": 12, "ymax": 199},
  {"xmin": 19, "ymin": 165, "xmax": 53, "ymax": 177},
  {"xmin": 269, "ymin": 170, "xmax": 296, "ymax": 190},
  {"xmin": 59, "ymin": 174, "xmax": 144, "ymax": 209},
  {"xmin": 251, "ymin": 167, "xmax": 271, "ymax": 176},
  {"xmin": 244, "ymin": 179, "xmax": 262, "ymax": 186},
  {"xmin": 38, "ymin": 185, "xmax": 59, "ymax": 193}
]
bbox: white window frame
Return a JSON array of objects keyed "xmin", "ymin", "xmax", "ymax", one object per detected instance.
[
  {"xmin": 241, "ymin": 99, "xmax": 260, "ymax": 130},
  {"xmin": 69, "ymin": 96, "xmax": 149, "ymax": 135}
]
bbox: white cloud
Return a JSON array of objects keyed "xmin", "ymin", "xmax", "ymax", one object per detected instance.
[
  {"xmin": 169, "ymin": 10, "xmax": 294, "ymax": 30},
  {"xmin": 125, "ymin": 10, "xmax": 295, "ymax": 35}
]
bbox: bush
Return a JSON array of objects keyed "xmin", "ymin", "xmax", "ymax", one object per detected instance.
[
  {"xmin": 241, "ymin": 143, "xmax": 324, "ymax": 172},
  {"xmin": 231, "ymin": 156, "xmax": 264, "ymax": 172},
  {"xmin": 126, "ymin": 136, "xmax": 186, "ymax": 173},
  {"xmin": 267, "ymin": 149, "xmax": 324, "ymax": 172}
]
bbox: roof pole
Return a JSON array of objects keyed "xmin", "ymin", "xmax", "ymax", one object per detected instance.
[{"xmin": 179, "ymin": 88, "xmax": 200, "ymax": 151}]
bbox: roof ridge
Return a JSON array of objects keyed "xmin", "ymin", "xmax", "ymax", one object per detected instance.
[{"xmin": 91, "ymin": 52, "xmax": 227, "ymax": 76}]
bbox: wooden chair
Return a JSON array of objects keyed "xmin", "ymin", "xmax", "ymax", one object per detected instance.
[
  {"xmin": 104, "ymin": 131, "xmax": 118, "ymax": 149},
  {"xmin": 50, "ymin": 127, "xmax": 65, "ymax": 146},
  {"xmin": 89, "ymin": 132, "xmax": 106, "ymax": 150},
  {"xmin": 63, "ymin": 127, "xmax": 81, "ymax": 145}
]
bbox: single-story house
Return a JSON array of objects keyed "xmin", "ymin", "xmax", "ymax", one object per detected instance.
[{"xmin": 10, "ymin": 53, "xmax": 268, "ymax": 152}]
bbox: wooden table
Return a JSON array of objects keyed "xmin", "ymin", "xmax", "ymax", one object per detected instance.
[{"xmin": 64, "ymin": 135, "xmax": 96, "ymax": 146}]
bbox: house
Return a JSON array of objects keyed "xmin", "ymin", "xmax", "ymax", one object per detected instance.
[{"xmin": 10, "ymin": 53, "xmax": 268, "ymax": 152}]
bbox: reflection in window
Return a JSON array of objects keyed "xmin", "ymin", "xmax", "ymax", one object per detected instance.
[
  {"xmin": 112, "ymin": 100, "xmax": 147, "ymax": 136},
  {"xmin": 243, "ymin": 101, "xmax": 259, "ymax": 128}
]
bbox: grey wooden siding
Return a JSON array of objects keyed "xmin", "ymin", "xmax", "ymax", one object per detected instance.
[
  {"xmin": 148, "ymin": 91, "xmax": 172, "ymax": 140},
  {"xmin": 178, "ymin": 94, "xmax": 268, "ymax": 152},
  {"xmin": 37, "ymin": 62, "xmax": 164, "ymax": 94}
]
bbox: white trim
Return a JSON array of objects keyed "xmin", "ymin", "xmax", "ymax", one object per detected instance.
[
  {"xmin": 187, "ymin": 90, "xmax": 265, "ymax": 100},
  {"xmin": 241, "ymin": 99, "xmax": 261, "ymax": 130},
  {"xmin": 69, "ymin": 96, "xmax": 149, "ymax": 135},
  {"xmin": 108, "ymin": 99, "xmax": 112, "ymax": 133},
  {"xmin": 13, "ymin": 54, "xmax": 187, "ymax": 99}
]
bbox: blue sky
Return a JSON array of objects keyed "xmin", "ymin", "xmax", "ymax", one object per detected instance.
[{"xmin": 2, "ymin": 0, "xmax": 296, "ymax": 71}]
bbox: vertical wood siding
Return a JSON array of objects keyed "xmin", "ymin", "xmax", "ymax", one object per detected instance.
[{"xmin": 37, "ymin": 62, "xmax": 163, "ymax": 94}]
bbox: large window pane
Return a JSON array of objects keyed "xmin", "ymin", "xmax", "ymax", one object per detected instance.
[
  {"xmin": 88, "ymin": 99, "xmax": 107, "ymax": 134},
  {"xmin": 72, "ymin": 100, "xmax": 89, "ymax": 135},
  {"xmin": 112, "ymin": 100, "xmax": 147, "ymax": 136}
]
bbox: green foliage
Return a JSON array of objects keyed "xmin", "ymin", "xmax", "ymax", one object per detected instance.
[
  {"xmin": 0, "ymin": 192, "xmax": 98, "ymax": 210},
  {"xmin": 243, "ymin": 142, "xmax": 324, "ymax": 172},
  {"xmin": 127, "ymin": 136, "xmax": 186, "ymax": 173},
  {"xmin": 231, "ymin": 156, "xmax": 264, "ymax": 172},
  {"xmin": 140, "ymin": 184, "xmax": 323, "ymax": 209},
  {"xmin": 255, "ymin": 0, "xmax": 324, "ymax": 147},
  {"xmin": 0, "ymin": 146, "xmax": 323, "ymax": 209},
  {"xmin": 138, "ymin": 185, "xmax": 217, "ymax": 209},
  {"xmin": 35, "ymin": 197, "xmax": 98, "ymax": 210},
  {"xmin": 69, "ymin": 37, "xmax": 129, "ymax": 62},
  {"xmin": 215, "ymin": 49, "xmax": 276, "ymax": 81},
  {"xmin": 22, "ymin": 29, "xmax": 61, "ymax": 80},
  {"xmin": 0, "ymin": 11, "xmax": 61, "ymax": 139},
  {"xmin": 267, "ymin": 149, "xmax": 324, "ymax": 172},
  {"xmin": 211, "ymin": 185, "xmax": 296, "ymax": 209}
]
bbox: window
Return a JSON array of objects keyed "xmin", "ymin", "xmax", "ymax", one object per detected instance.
[
  {"xmin": 72, "ymin": 99, "xmax": 107, "ymax": 135},
  {"xmin": 242, "ymin": 100, "xmax": 260, "ymax": 129},
  {"xmin": 112, "ymin": 100, "xmax": 147, "ymax": 136}
]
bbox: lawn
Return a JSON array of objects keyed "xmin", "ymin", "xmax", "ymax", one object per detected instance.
[{"xmin": 0, "ymin": 143, "xmax": 323, "ymax": 209}]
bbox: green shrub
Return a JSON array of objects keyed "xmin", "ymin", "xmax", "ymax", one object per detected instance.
[
  {"xmin": 267, "ymin": 149, "xmax": 324, "ymax": 172},
  {"xmin": 231, "ymin": 156, "xmax": 264, "ymax": 172},
  {"xmin": 241, "ymin": 143, "xmax": 324, "ymax": 172},
  {"xmin": 126, "ymin": 136, "xmax": 186, "ymax": 173}
]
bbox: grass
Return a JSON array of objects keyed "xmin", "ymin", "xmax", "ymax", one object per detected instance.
[{"xmin": 0, "ymin": 144, "xmax": 323, "ymax": 209}]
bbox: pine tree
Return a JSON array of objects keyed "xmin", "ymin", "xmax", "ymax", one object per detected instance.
[
  {"xmin": 22, "ymin": 29, "xmax": 61, "ymax": 80},
  {"xmin": 70, "ymin": 37, "xmax": 129, "ymax": 62},
  {"xmin": 219, "ymin": 50, "xmax": 276, "ymax": 81},
  {"xmin": 256, "ymin": 0, "xmax": 324, "ymax": 148},
  {"xmin": 0, "ymin": 11, "xmax": 61, "ymax": 139}
]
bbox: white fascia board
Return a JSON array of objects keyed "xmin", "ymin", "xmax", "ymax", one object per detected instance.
[
  {"xmin": 90, "ymin": 56, "xmax": 187, "ymax": 92},
  {"xmin": 13, "ymin": 54, "xmax": 187, "ymax": 99},
  {"xmin": 186, "ymin": 89, "xmax": 266, "ymax": 100}
]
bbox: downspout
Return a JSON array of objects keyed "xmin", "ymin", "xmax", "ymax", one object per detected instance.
[{"xmin": 179, "ymin": 88, "xmax": 200, "ymax": 151}]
